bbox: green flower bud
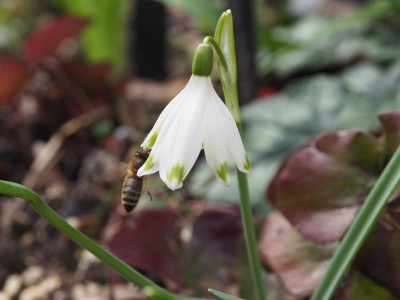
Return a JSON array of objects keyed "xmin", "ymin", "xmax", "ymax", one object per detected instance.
[{"xmin": 192, "ymin": 43, "xmax": 213, "ymax": 76}]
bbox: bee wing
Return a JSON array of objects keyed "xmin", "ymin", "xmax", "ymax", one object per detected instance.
[{"xmin": 119, "ymin": 162, "xmax": 129, "ymax": 177}]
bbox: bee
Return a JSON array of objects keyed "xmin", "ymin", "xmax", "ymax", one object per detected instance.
[{"xmin": 121, "ymin": 149, "xmax": 151, "ymax": 213}]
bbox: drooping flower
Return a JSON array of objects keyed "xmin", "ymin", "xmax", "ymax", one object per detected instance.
[{"xmin": 137, "ymin": 43, "xmax": 250, "ymax": 190}]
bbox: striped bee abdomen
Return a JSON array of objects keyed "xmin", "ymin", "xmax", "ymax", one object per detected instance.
[
  {"xmin": 121, "ymin": 149, "xmax": 149, "ymax": 213},
  {"xmin": 121, "ymin": 177, "xmax": 143, "ymax": 212}
]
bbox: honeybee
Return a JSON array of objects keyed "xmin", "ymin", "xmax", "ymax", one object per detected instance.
[{"xmin": 121, "ymin": 149, "xmax": 151, "ymax": 213}]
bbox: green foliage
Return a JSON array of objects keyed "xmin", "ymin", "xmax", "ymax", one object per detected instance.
[
  {"xmin": 0, "ymin": 181, "xmax": 41, "ymax": 205},
  {"xmin": 90, "ymin": 119, "xmax": 114, "ymax": 141},
  {"xmin": 208, "ymin": 289, "xmax": 244, "ymax": 300},
  {"xmin": 257, "ymin": 0, "xmax": 400, "ymax": 77},
  {"xmin": 0, "ymin": 0, "xmax": 37, "ymax": 52},
  {"xmin": 213, "ymin": 10, "xmax": 239, "ymax": 122},
  {"xmin": 0, "ymin": 180, "xmax": 177, "ymax": 300},
  {"xmin": 342, "ymin": 272, "xmax": 398, "ymax": 300},
  {"xmin": 154, "ymin": 0, "xmax": 222, "ymax": 32},
  {"xmin": 55, "ymin": 0, "xmax": 128, "ymax": 77}
]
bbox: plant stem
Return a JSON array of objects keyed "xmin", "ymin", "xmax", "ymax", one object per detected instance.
[
  {"xmin": 203, "ymin": 36, "xmax": 228, "ymax": 72},
  {"xmin": 0, "ymin": 181, "xmax": 177, "ymax": 300},
  {"xmin": 211, "ymin": 10, "xmax": 266, "ymax": 299},
  {"xmin": 204, "ymin": 35, "xmax": 240, "ymax": 123},
  {"xmin": 236, "ymin": 125, "xmax": 267, "ymax": 300},
  {"xmin": 38, "ymin": 203, "xmax": 168, "ymax": 294},
  {"xmin": 310, "ymin": 144, "xmax": 400, "ymax": 300}
]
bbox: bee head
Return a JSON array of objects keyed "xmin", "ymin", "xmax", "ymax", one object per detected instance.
[{"xmin": 135, "ymin": 150, "xmax": 149, "ymax": 160}]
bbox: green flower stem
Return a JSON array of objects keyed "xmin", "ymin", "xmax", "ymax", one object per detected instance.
[
  {"xmin": 0, "ymin": 181, "xmax": 176, "ymax": 300},
  {"xmin": 204, "ymin": 35, "xmax": 240, "ymax": 123},
  {"xmin": 236, "ymin": 124, "xmax": 267, "ymax": 300},
  {"xmin": 311, "ymin": 144, "xmax": 400, "ymax": 300},
  {"xmin": 211, "ymin": 10, "xmax": 266, "ymax": 299},
  {"xmin": 203, "ymin": 36, "xmax": 228, "ymax": 72}
]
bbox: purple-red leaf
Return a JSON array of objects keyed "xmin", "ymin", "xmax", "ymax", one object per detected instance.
[
  {"xmin": 315, "ymin": 131, "xmax": 384, "ymax": 173},
  {"xmin": 107, "ymin": 205, "xmax": 241, "ymax": 295},
  {"xmin": 192, "ymin": 204, "xmax": 242, "ymax": 260},
  {"xmin": 268, "ymin": 131, "xmax": 380, "ymax": 243},
  {"xmin": 108, "ymin": 209, "xmax": 185, "ymax": 288},
  {"xmin": 355, "ymin": 212, "xmax": 400, "ymax": 296},
  {"xmin": 258, "ymin": 212, "xmax": 337, "ymax": 297},
  {"xmin": 0, "ymin": 58, "xmax": 29, "ymax": 104},
  {"xmin": 379, "ymin": 110, "xmax": 400, "ymax": 157},
  {"xmin": 63, "ymin": 61, "xmax": 111, "ymax": 96},
  {"xmin": 25, "ymin": 16, "xmax": 89, "ymax": 64}
]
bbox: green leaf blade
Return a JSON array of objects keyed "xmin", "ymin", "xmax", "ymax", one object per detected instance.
[
  {"xmin": 214, "ymin": 9, "xmax": 239, "ymax": 122},
  {"xmin": 208, "ymin": 289, "xmax": 244, "ymax": 300},
  {"xmin": 0, "ymin": 180, "xmax": 41, "ymax": 205}
]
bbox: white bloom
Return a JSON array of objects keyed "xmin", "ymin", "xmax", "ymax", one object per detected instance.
[{"xmin": 137, "ymin": 74, "xmax": 250, "ymax": 190}]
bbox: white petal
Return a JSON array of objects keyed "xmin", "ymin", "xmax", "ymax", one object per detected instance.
[
  {"xmin": 140, "ymin": 76, "xmax": 196, "ymax": 149},
  {"xmin": 137, "ymin": 153, "xmax": 158, "ymax": 176},
  {"xmin": 209, "ymin": 81, "xmax": 251, "ymax": 173},
  {"xmin": 140, "ymin": 75, "xmax": 207, "ymax": 190},
  {"xmin": 203, "ymin": 79, "xmax": 231, "ymax": 185},
  {"xmin": 138, "ymin": 75, "xmax": 203, "ymax": 177},
  {"xmin": 138, "ymin": 74, "xmax": 250, "ymax": 191}
]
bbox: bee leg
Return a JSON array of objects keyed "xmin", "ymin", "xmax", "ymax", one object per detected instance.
[
  {"xmin": 147, "ymin": 191, "xmax": 153, "ymax": 201},
  {"xmin": 143, "ymin": 177, "xmax": 153, "ymax": 201}
]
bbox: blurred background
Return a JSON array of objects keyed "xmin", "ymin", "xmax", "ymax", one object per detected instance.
[{"xmin": 2, "ymin": 0, "xmax": 400, "ymax": 299}]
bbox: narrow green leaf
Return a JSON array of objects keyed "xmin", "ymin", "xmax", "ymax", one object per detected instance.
[
  {"xmin": 214, "ymin": 10, "xmax": 236, "ymax": 84},
  {"xmin": 0, "ymin": 180, "xmax": 177, "ymax": 300},
  {"xmin": 208, "ymin": 289, "xmax": 244, "ymax": 300},
  {"xmin": 311, "ymin": 144, "xmax": 400, "ymax": 300},
  {"xmin": 214, "ymin": 10, "xmax": 239, "ymax": 122},
  {"xmin": 0, "ymin": 180, "xmax": 41, "ymax": 205}
]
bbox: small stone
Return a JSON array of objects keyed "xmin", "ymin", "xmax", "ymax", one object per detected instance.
[
  {"xmin": 22, "ymin": 266, "xmax": 44, "ymax": 286},
  {"xmin": 19, "ymin": 286, "xmax": 46, "ymax": 300},
  {"xmin": 71, "ymin": 284, "xmax": 85, "ymax": 300},
  {"xmin": 21, "ymin": 233, "xmax": 35, "ymax": 246},
  {"xmin": 0, "ymin": 291, "xmax": 11, "ymax": 300},
  {"xmin": 3, "ymin": 274, "xmax": 22, "ymax": 296},
  {"xmin": 53, "ymin": 290, "xmax": 67, "ymax": 300},
  {"xmin": 113, "ymin": 283, "xmax": 142, "ymax": 299},
  {"xmin": 71, "ymin": 282, "xmax": 102, "ymax": 300},
  {"xmin": 39, "ymin": 275, "xmax": 61, "ymax": 292}
]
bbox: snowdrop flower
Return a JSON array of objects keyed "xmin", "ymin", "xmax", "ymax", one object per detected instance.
[{"xmin": 137, "ymin": 43, "xmax": 250, "ymax": 190}]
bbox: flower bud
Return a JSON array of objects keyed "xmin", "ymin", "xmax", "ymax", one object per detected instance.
[{"xmin": 191, "ymin": 43, "xmax": 213, "ymax": 76}]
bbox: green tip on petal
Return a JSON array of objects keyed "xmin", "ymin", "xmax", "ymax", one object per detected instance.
[
  {"xmin": 147, "ymin": 132, "xmax": 158, "ymax": 148},
  {"xmin": 167, "ymin": 164, "xmax": 185, "ymax": 184},
  {"xmin": 192, "ymin": 43, "xmax": 213, "ymax": 76},
  {"xmin": 216, "ymin": 161, "xmax": 229, "ymax": 183},
  {"xmin": 143, "ymin": 154, "xmax": 154, "ymax": 172},
  {"xmin": 244, "ymin": 154, "xmax": 251, "ymax": 171}
]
